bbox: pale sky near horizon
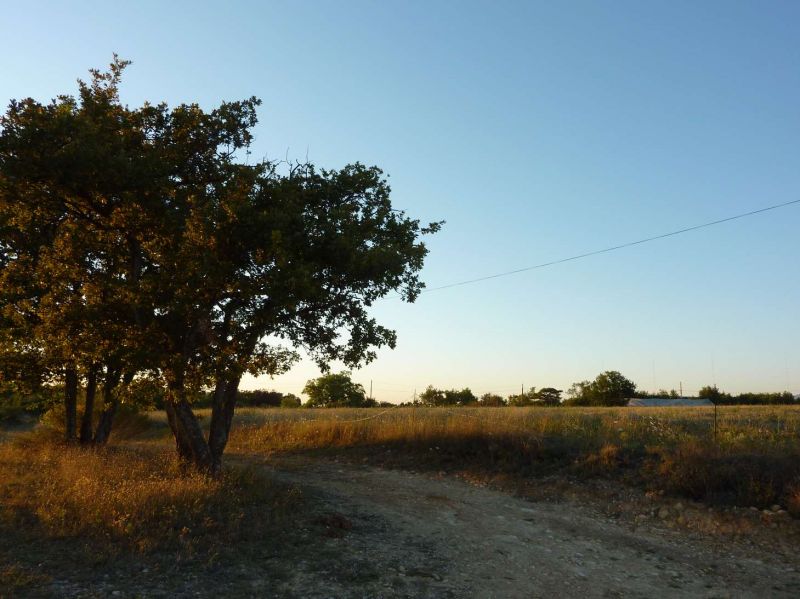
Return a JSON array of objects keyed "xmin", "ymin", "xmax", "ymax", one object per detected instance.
[{"xmin": 2, "ymin": 1, "xmax": 798, "ymax": 401}]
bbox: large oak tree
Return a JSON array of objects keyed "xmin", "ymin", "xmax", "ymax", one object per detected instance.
[{"xmin": 0, "ymin": 58, "xmax": 439, "ymax": 472}]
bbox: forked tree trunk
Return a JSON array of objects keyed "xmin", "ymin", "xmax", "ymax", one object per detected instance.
[
  {"xmin": 208, "ymin": 375, "xmax": 241, "ymax": 476},
  {"xmin": 173, "ymin": 398, "xmax": 212, "ymax": 470},
  {"xmin": 164, "ymin": 378, "xmax": 213, "ymax": 471},
  {"xmin": 64, "ymin": 367, "xmax": 79, "ymax": 442},
  {"xmin": 93, "ymin": 369, "xmax": 123, "ymax": 445},
  {"xmin": 79, "ymin": 365, "xmax": 98, "ymax": 444},
  {"xmin": 163, "ymin": 379, "xmax": 242, "ymax": 476}
]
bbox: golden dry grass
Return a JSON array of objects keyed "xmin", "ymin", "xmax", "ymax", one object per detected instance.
[
  {"xmin": 0, "ymin": 432, "xmax": 299, "ymax": 558},
  {"xmin": 219, "ymin": 405, "xmax": 800, "ymax": 511}
]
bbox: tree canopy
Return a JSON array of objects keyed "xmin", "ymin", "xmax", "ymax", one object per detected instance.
[
  {"xmin": 565, "ymin": 371, "xmax": 636, "ymax": 406},
  {"xmin": 417, "ymin": 386, "xmax": 477, "ymax": 407},
  {"xmin": 303, "ymin": 372, "xmax": 374, "ymax": 408},
  {"xmin": 0, "ymin": 57, "xmax": 439, "ymax": 472}
]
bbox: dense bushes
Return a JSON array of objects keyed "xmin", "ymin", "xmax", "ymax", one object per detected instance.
[
  {"xmin": 698, "ymin": 386, "xmax": 796, "ymax": 405},
  {"xmin": 0, "ymin": 384, "xmax": 60, "ymax": 422}
]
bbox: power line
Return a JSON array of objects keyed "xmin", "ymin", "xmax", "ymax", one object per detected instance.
[{"xmin": 423, "ymin": 198, "xmax": 800, "ymax": 293}]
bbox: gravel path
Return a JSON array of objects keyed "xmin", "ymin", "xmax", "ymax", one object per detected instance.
[{"xmin": 263, "ymin": 457, "xmax": 800, "ymax": 598}]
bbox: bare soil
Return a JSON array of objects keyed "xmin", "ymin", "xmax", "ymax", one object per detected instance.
[{"xmin": 254, "ymin": 456, "xmax": 800, "ymax": 598}]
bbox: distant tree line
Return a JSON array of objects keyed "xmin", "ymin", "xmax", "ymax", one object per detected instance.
[
  {"xmin": 697, "ymin": 385, "xmax": 795, "ymax": 406},
  {"xmin": 299, "ymin": 371, "xmax": 798, "ymax": 408},
  {"xmin": 393, "ymin": 385, "xmax": 565, "ymax": 407},
  {"xmin": 186, "ymin": 389, "xmax": 302, "ymax": 410}
]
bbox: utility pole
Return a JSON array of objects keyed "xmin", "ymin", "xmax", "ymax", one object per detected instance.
[
  {"xmin": 369, "ymin": 380, "xmax": 373, "ymax": 401},
  {"xmin": 652, "ymin": 359, "xmax": 656, "ymax": 391},
  {"xmin": 679, "ymin": 381, "xmax": 683, "ymax": 397},
  {"xmin": 712, "ymin": 357, "xmax": 716, "ymax": 387}
]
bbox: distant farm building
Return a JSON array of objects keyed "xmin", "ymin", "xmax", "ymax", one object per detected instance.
[{"xmin": 626, "ymin": 397, "xmax": 714, "ymax": 407}]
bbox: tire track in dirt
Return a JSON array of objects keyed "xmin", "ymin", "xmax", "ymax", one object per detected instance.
[{"xmin": 264, "ymin": 456, "xmax": 800, "ymax": 598}]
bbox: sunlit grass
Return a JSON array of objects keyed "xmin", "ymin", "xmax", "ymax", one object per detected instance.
[
  {"xmin": 221, "ymin": 405, "xmax": 800, "ymax": 511},
  {"xmin": 0, "ymin": 432, "xmax": 299, "ymax": 557}
]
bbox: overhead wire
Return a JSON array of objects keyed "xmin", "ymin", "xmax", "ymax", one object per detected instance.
[{"xmin": 421, "ymin": 198, "xmax": 800, "ymax": 294}]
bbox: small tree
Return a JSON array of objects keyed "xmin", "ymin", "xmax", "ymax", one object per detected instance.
[
  {"xmin": 419, "ymin": 386, "xmax": 476, "ymax": 406},
  {"xmin": 478, "ymin": 393, "xmax": 505, "ymax": 407},
  {"xmin": 535, "ymin": 387, "xmax": 562, "ymax": 406},
  {"xmin": 303, "ymin": 373, "xmax": 372, "ymax": 408},
  {"xmin": 565, "ymin": 371, "xmax": 635, "ymax": 406},
  {"xmin": 508, "ymin": 387, "xmax": 539, "ymax": 407},
  {"xmin": 238, "ymin": 390, "xmax": 284, "ymax": 407},
  {"xmin": 280, "ymin": 393, "xmax": 302, "ymax": 408},
  {"xmin": 419, "ymin": 386, "xmax": 446, "ymax": 406},
  {"xmin": 444, "ymin": 388, "xmax": 477, "ymax": 406},
  {"xmin": 698, "ymin": 385, "xmax": 729, "ymax": 403}
]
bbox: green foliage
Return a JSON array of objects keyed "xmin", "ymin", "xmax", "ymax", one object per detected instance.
[
  {"xmin": 118, "ymin": 376, "xmax": 166, "ymax": 411},
  {"xmin": 507, "ymin": 392, "xmax": 534, "ymax": 407},
  {"xmin": 237, "ymin": 390, "xmax": 284, "ymax": 408},
  {"xmin": 478, "ymin": 393, "xmax": 506, "ymax": 407},
  {"xmin": 418, "ymin": 386, "xmax": 476, "ymax": 407},
  {"xmin": 698, "ymin": 385, "xmax": 796, "ymax": 405},
  {"xmin": 418, "ymin": 386, "xmax": 445, "ymax": 406},
  {"xmin": 0, "ymin": 382, "xmax": 59, "ymax": 421},
  {"xmin": 506, "ymin": 387, "xmax": 538, "ymax": 407},
  {"xmin": 732, "ymin": 391, "xmax": 796, "ymax": 405},
  {"xmin": 303, "ymin": 372, "xmax": 374, "ymax": 408},
  {"xmin": 641, "ymin": 389, "xmax": 681, "ymax": 399},
  {"xmin": 698, "ymin": 385, "xmax": 727, "ymax": 402},
  {"xmin": 508, "ymin": 387, "xmax": 562, "ymax": 407},
  {"xmin": 280, "ymin": 393, "xmax": 302, "ymax": 408},
  {"xmin": 535, "ymin": 387, "xmax": 563, "ymax": 406},
  {"xmin": 565, "ymin": 371, "xmax": 636, "ymax": 406},
  {"xmin": 444, "ymin": 388, "xmax": 477, "ymax": 406}
]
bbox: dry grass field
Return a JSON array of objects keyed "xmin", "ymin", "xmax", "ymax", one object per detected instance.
[
  {"xmin": 0, "ymin": 417, "xmax": 301, "ymax": 597},
  {"xmin": 221, "ymin": 405, "xmax": 800, "ymax": 511}
]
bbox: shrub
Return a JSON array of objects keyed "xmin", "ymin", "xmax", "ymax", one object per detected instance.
[
  {"xmin": 652, "ymin": 441, "xmax": 800, "ymax": 507},
  {"xmin": 280, "ymin": 393, "xmax": 302, "ymax": 408}
]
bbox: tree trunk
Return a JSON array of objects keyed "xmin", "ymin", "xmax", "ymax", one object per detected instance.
[
  {"xmin": 164, "ymin": 382, "xmax": 213, "ymax": 472},
  {"xmin": 79, "ymin": 365, "xmax": 98, "ymax": 444},
  {"xmin": 164, "ymin": 399, "xmax": 194, "ymax": 463},
  {"xmin": 93, "ymin": 368, "xmax": 123, "ymax": 445},
  {"xmin": 64, "ymin": 367, "xmax": 78, "ymax": 442},
  {"xmin": 208, "ymin": 375, "xmax": 241, "ymax": 476}
]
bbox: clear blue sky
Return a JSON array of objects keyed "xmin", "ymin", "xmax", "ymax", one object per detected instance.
[{"xmin": 2, "ymin": 1, "xmax": 798, "ymax": 400}]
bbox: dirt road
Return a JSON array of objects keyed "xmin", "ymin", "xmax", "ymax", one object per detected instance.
[{"xmin": 262, "ymin": 457, "xmax": 800, "ymax": 598}]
